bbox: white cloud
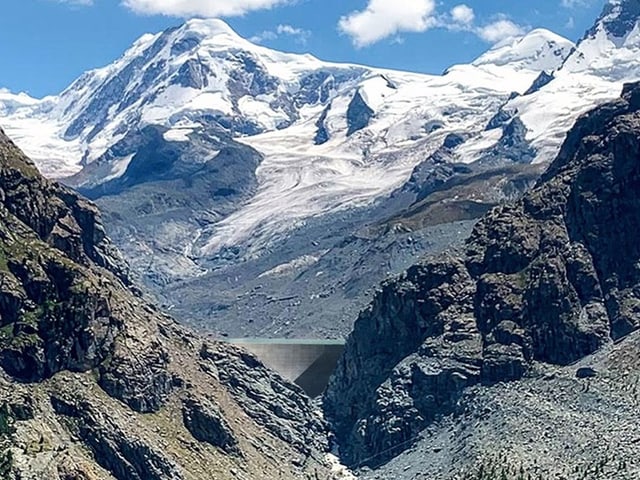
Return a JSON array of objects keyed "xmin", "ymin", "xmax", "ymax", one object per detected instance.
[
  {"xmin": 476, "ymin": 19, "xmax": 525, "ymax": 43},
  {"xmin": 250, "ymin": 30, "xmax": 277, "ymax": 43},
  {"xmin": 251, "ymin": 24, "xmax": 311, "ymax": 45},
  {"xmin": 339, "ymin": 1, "xmax": 525, "ymax": 48},
  {"xmin": 276, "ymin": 24, "xmax": 307, "ymax": 37},
  {"xmin": 339, "ymin": 0, "xmax": 437, "ymax": 48},
  {"xmin": 121, "ymin": 0, "xmax": 291, "ymax": 18},
  {"xmin": 447, "ymin": 6, "xmax": 525, "ymax": 44},
  {"xmin": 450, "ymin": 4, "xmax": 475, "ymax": 26}
]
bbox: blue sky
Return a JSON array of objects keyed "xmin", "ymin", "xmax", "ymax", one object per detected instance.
[{"xmin": 1, "ymin": 0, "xmax": 604, "ymax": 98}]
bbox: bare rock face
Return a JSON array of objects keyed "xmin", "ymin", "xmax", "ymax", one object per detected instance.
[
  {"xmin": 0, "ymin": 128, "xmax": 129, "ymax": 282},
  {"xmin": 324, "ymin": 81, "xmax": 640, "ymax": 467},
  {"xmin": 0, "ymin": 128, "xmax": 334, "ymax": 479},
  {"xmin": 50, "ymin": 393, "xmax": 185, "ymax": 480},
  {"xmin": 182, "ymin": 396, "xmax": 240, "ymax": 456},
  {"xmin": 324, "ymin": 254, "xmax": 483, "ymax": 466},
  {"xmin": 199, "ymin": 343, "xmax": 329, "ymax": 457}
]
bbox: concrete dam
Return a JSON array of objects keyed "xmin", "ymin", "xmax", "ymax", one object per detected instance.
[{"xmin": 228, "ymin": 339, "xmax": 345, "ymax": 398}]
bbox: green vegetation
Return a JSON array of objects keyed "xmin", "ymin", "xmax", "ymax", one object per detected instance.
[
  {"xmin": 0, "ymin": 403, "xmax": 15, "ymax": 478},
  {"xmin": 465, "ymin": 458, "xmax": 531, "ymax": 480},
  {"xmin": 0, "ymin": 325, "xmax": 12, "ymax": 343},
  {"xmin": 0, "ymin": 141, "xmax": 40, "ymax": 179},
  {"xmin": 18, "ymin": 306, "xmax": 44, "ymax": 328},
  {"xmin": 0, "ymin": 249, "xmax": 7, "ymax": 273},
  {"xmin": 9, "ymin": 332, "xmax": 42, "ymax": 350},
  {"xmin": 460, "ymin": 453, "xmax": 635, "ymax": 480},
  {"xmin": 513, "ymin": 267, "xmax": 529, "ymax": 289}
]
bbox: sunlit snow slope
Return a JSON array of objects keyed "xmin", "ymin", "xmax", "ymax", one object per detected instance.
[{"xmin": 1, "ymin": 0, "xmax": 639, "ymax": 258}]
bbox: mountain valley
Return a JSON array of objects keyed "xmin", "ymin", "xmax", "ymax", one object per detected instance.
[
  {"xmin": 4, "ymin": 1, "xmax": 640, "ymax": 337},
  {"xmin": 1, "ymin": 1, "xmax": 640, "ymax": 479}
]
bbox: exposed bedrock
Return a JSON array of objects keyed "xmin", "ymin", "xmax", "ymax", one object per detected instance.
[{"xmin": 324, "ymin": 81, "xmax": 640, "ymax": 467}]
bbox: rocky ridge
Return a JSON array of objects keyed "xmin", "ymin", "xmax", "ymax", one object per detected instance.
[
  {"xmin": 0, "ymin": 128, "xmax": 335, "ymax": 479},
  {"xmin": 324, "ymin": 81, "xmax": 640, "ymax": 474},
  {"xmin": 360, "ymin": 329, "xmax": 640, "ymax": 479}
]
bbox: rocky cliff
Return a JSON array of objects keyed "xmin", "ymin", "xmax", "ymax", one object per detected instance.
[
  {"xmin": 0, "ymin": 128, "xmax": 334, "ymax": 479},
  {"xmin": 324, "ymin": 81, "xmax": 640, "ymax": 472}
]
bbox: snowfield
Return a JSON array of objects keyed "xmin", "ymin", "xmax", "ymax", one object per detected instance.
[{"xmin": 1, "ymin": 6, "xmax": 639, "ymax": 256}]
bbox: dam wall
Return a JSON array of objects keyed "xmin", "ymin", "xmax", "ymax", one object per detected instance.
[{"xmin": 228, "ymin": 339, "xmax": 345, "ymax": 398}]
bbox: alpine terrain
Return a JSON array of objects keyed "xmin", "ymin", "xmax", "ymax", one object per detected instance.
[
  {"xmin": 0, "ymin": 128, "xmax": 339, "ymax": 478},
  {"xmin": 3, "ymin": 0, "xmax": 639, "ymax": 338},
  {"xmin": 325, "ymin": 78, "xmax": 640, "ymax": 478},
  {"xmin": 1, "ymin": 0, "xmax": 640, "ymax": 479}
]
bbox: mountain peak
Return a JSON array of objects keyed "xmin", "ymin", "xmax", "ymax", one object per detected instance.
[
  {"xmin": 472, "ymin": 28, "xmax": 574, "ymax": 72},
  {"xmin": 596, "ymin": 0, "xmax": 640, "ymax": 39},
  {"xmin": 160, "ymin": 18, "xmax": 246, "ymax": 53},
  {"xmin": 180, "ymin": 18, "xmax": 241, "ymax": 40},
  {"xmin": 0, "ymin": 88, "xmax": 39, "ymax": 115},
  {"xmin": 559, "ymin": 0, "xmax": 640, "ymax": 78}
]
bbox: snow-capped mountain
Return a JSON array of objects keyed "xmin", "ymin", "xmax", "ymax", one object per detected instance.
[
  {"xmin": 471, "ymin": 28, "xmax": 574, "ymax": 71},
  {"xmin": 4, "ymin": 18, "xmax": 568, "ymax": 179},
  {"xmin": 494, "ymin": 0, "xmax": 640, "ymax": 171},
  {"xmin": 2, "ymin": 19, "xmax": 367, "ymax": 177},
  {"xmin": 1, "ymin": 18, "xmax": 573, "ymax": 250},
  {"xmin": 1, "ymin": 0, "xmax": 639, "ymax": 338},
  {"xmin": 562, "ymin": 0, "xmax": 640, "ymax": 78},
  {"xmin": 0, "ymin": 89, "xmax": 39, "ymax": 115},
  {"xmin": 198, "ymin": 28, "xmax": 574, "ymax": 255}
]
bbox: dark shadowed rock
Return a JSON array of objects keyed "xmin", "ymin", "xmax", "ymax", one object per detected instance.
[
  {"xmin": 314, "ymin": 106, "xmax": 331, "ymax": 145},
  {"xmin": 182, "ymin": 396, "xmax": 241, "ymax": 455},
  {"xmin": 325, "ymin": 81, "xmax": 640, "ymax": 467},
  {"xmin": 485, "ymin": 108, "xmax": 513, "ymax": 131},
  {"xmin": 587, "ymin": 0, "xmax": 640, "ymax": 39},
  {"xmin": 0, "ymin": 127, "xmax": 334, "ymax": 479},
  {"xmin": 479, "ymin": 117, "xmax": 537, "ymax": 164},
  {"xmin": 174, "ymin": 59, "xmax": 210, "ymax": 89},
  {"xmin": 523, "ymin": 71, "xmax": 554, "ymax": 96},
  {"xmin": 51, "ymin": 394, "xmax": 185, "ymax": 480},
  {"xmin": 346, "ymin": 90, "xmax": 374, "ymax": 137},
  {"xmin": 576, "ymin": 366, "xmax": 598, "ymax": 378}
]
